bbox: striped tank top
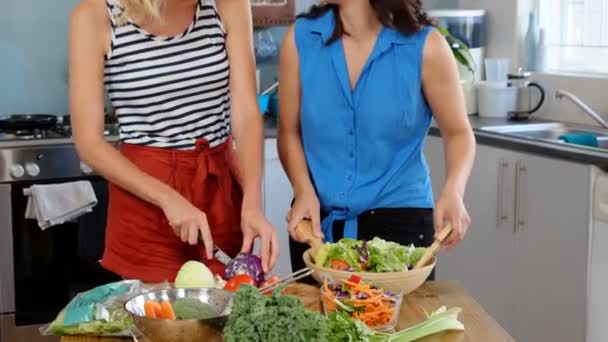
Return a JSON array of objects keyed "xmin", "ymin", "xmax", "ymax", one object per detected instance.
[{"xmin": 104, "ymin": 0, "xmax": 230, "ymax": 149}]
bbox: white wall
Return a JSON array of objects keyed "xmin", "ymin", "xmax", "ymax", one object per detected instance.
[{"xmin": 460, "ymin": 0, "xmax": 608, "ymax": 126}]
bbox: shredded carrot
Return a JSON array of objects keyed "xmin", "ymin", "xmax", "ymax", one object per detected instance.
[{"xmin": 324, "ymin": 278, "xmax": 398, "ymax": 328}]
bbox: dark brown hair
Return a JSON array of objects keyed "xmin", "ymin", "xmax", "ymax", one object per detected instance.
[{"xmin": 299, "ymin": 0, "xmax": 435, "ymax": 44}]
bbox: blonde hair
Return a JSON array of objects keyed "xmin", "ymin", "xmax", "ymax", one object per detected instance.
[{"xmin": 115, "ymin": 0, "xmax": 163, "ymax": 26}]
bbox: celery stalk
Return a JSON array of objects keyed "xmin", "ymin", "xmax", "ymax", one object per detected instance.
[{"xmin": 388, "ymin": 307, "xmax": 464, "ymax": 342}]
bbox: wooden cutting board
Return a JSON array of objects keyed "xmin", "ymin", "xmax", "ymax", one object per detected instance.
[{"xmin": 61, "ymin": 281, "xmax": 513, "ymax": 342}]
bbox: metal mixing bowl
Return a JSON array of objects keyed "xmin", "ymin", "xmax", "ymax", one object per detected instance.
[{"xmin": 124, "ymin": 288, "xmax": 234, "ymax": 342}]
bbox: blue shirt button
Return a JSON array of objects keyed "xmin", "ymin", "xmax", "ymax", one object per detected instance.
[
  {"xmin": 348, "ymin": 129, "xmax": 354, "ymax": 136},
  {"xmin": 349, "ymin": 152, "xmax": 354, "ymax": 158},
  {"xmin": 347, "ymin": 175, "xmax": 353, "ymax": 181}
]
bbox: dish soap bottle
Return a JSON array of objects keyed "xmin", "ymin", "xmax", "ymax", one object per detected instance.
[{"xmin": 523, "ymin": 11, "xmax": 539, "ymax": 71}]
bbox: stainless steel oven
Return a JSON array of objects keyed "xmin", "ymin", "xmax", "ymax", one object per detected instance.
[{"xmin": 0, "ymin": 136, "xmax": 121, "ymax": 341}]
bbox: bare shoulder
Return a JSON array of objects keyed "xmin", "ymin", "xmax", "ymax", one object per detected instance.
[
  {"xmin": 71, "ymin": 0, "xmax": 108, "ymax": 27},
  {"xmin": 214, "ymin": 0, "xmax": 251, "ymax": 32},
  {"xmin": 422, "ymin": 29, "xmax": 452, "ymax": 62},
  {"xmin": 70, "ymin": 0, "xmax": 111, "ymax": 53},
  {"xmin": 280, "ymin": 23, "xmax": 297, "ymax": 54}
]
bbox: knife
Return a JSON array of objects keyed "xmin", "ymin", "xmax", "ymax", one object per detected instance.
[
  {"xmin": 198, "ymin": 234, "xmax": 233, "ymax": 265},
  {"xmin": 213, "ymin": 245, "xmax": 233, "ymax": 266}
]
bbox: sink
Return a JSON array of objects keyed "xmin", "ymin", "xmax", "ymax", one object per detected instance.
[{"xmin": 479, "ymin": 122, "xmax": 608, "ymax": 149}]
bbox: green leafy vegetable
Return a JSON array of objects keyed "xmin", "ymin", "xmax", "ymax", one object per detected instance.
[
  {"xmin": 409, "ymin": 247, "xmax": 426, "ymax": 267},
  {"xmin": 327, "ymin": 241, "xmax": 362, "ymax": 271},
  {"xmin": 43, "ymin": 281, "xmax": 138, "ymax": 336},
  {"xmin": 366, "ymin": 238, "xmax": 410, "ymax": 272},
  {"xmin": 322, "ymin": 237, "xmax": 426, "ymax": 272},
  {"xmin": 223, "ymin": 285, "xmax": 327, "ymax": 342},
  {"xmin": 224, "ymin": 285, "xmax": 464, "ymax": 342},
  {"xmin": 316, "ymin": 243, "xmax": 332, "ymax": 267},
  {"xmin": 325, "ymin": 307, "xmax": 465, "ymax": 342},
  {"xmin": 172, "ymin": 298, "xmax": 212, "ymax": 320},
  {"xmin": 326, "ymin": 311, "xmax": 374, "ymax": 342},
  {"xmin": 48, "ymin": 303, "xmax": 133, "ymax": 336}
]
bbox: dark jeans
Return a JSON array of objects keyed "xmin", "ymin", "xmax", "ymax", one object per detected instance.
[{"xmin": 289, "ymin": 208, "xmax": 435, "ymax": 285}]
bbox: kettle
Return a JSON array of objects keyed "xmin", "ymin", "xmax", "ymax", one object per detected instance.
[{"xmin": 507, "ymin": 68, "xmax": 546, "ymax": 120}]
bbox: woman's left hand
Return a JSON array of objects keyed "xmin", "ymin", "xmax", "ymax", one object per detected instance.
[
  {"xmin": 434, "ymin": 187, "xmax": 471, "ymax": 250},
  {"xmin": 240, "ymin": 208, "xmax": 279, "ymax": 272}
]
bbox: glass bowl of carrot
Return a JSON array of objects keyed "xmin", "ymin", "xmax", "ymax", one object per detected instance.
[
  {"xmin": 321, "ymin": 276, "xmax": 404, "ymax": 332},
  {"xmin": 124, "ymin": 288, "xmax": 233, "ymax": 342}
]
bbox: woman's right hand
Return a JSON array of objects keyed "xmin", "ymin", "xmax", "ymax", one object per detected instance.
[
  {"xmin": 161, "ymin": 192, "xmax": 214, "ymax": 259},
  {"xmin": 287, "ymin": 190, "xmax": 323, "ymax": 242}
]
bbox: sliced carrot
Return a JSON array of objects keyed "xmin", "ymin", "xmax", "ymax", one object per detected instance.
[
  {"xmin": 159, "ymin": 301, "xmax": 176, "ymax": 320},
  {"xmin": 144, "ymin": 301, "xmax": 159, "ymax": 319},
  {"xmin": 151, "ymin": 301, "xmax": 163, "ymax": 318}
]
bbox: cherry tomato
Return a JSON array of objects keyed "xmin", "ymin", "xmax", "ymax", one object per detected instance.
[
  {"xmin": 348, "ymin": 275, "xmax": 361, "ymax": 284},
  {"xmin": 260, "ymin": 275, "xmax": 280, "ymax": 294},
  {"xmin": 262, "ymin": 275, "xmax": 279, "ymax": 287},
  {"xmin": 224, "ymin": 274, "xmax": 255, "ymax": 292},
  {"xmin": 330, "ymin": 259, "xmax": 350, "ymax": 271}
]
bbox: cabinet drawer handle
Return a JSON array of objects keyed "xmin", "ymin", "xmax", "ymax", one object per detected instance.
[
  {"xmin": 515, "ymin": 161, "xmax": 527, "ymax": 233},
  {"xmin": 497, "ymin": 159, "xmax": 509, "ymax": 225}
]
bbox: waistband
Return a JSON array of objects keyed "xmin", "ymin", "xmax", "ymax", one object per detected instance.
[
  {"xmin": 120, "ymin": 137, "xmax": 241, "ymax": 227},
  {"xmin": 120, "ymin": 137, "xmax": 234, "ymax": 158},
  {"xmin": 320, "ymin": 207, "xmax": 433, "ymax": 243}
]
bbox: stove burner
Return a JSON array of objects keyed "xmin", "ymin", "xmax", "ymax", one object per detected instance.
[
  {"xmin": 0, "ymin": 116, "xmax": 119, "ymax": 142},
  {"xmin": 14, "ymin": 129, "xmax": 43, "ymax": 139},
  {"xmin": 0, "ymin": 128, "xmax": 65, "ymax": 141}
]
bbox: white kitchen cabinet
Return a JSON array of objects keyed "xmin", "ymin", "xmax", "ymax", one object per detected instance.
[
  {"xmin": 262, "ymin": 138, "xmax": 293, "ymax": 276},
  {"xmin": 424, "ymin": 136, "xmax": 518, "ymax": 333},
  {"xmin": 512, "ymin": 153, "xmax": 591, "ymax": 342},
  {"xmin": 424, "ymin": 135, "xmax": 592, "ymax": 342}
]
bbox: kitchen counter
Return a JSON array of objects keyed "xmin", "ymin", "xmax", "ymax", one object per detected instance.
[
  {"xmin": 263, "ymin": 115, "xmax": 608, "ymax": 168},
  {"xmin": 429, "ymin": 116, "xmax": 608, "ymax": 169},
  {"xmin": 60, "ymin": 281, "xmax": 513, "ymax": 342}
]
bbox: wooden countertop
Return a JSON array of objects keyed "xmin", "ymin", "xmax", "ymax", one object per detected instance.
[{"xmin": 61, "ymin": 281, "xmax": 513, "ymax": 342}]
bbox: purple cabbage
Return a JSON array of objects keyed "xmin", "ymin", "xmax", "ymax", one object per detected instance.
[
  {"xmin": 336, "ymin": 291, "xmax": 349, "ymax": 298},
  {"xmin": 225, "ymin": 253, "xmax": 265, "ymax": 286},
  {"xmin": 355, "ymin": 245, "xmax": 368, "ymax": 263},
  {"xmin": 356, "ymin": 292, "xmax": 369, "ymax": 300}
]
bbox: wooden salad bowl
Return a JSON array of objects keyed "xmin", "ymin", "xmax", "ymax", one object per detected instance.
[{"xmin": 302, "ymin": 249, "xmax": 436, "ymax": 295}]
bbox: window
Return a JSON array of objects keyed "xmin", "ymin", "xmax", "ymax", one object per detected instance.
[{"xmin": 538, "ymin": 0, "xmax": 608, "ymax": 75}]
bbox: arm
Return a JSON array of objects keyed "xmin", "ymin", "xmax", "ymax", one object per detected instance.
[
  {"xmin": 216, "ymin": 0, "xmax": 278, "ymax": 271},
  {"xmin": 421, "ymin": 30, "xmax": 476, "ymax": 248},
  {"xmin": 69, "ymin": 0, "xmax": 213, "ymax": 256},
  {"xmin": 277, "ymin": 25, "xmax": 322, "ymax": 239}
]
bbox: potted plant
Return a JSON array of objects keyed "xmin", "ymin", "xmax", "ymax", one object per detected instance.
[
  {"xmin": 436, "ymin": 26, "xmax": 476, "ymax": 74},
  {"xmin": 437, "ymin": 26, "xmax": 478, "ymax": 115}
]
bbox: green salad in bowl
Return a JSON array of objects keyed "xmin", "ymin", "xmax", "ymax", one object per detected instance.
[{"xmin": 315, "ymin": 237, "xmax": 427, "ymax": 272}]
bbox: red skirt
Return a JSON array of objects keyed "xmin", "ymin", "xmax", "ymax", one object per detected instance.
[{"xmin": 101, "ymin": 138, "xmax": 243, "ymax": 283}]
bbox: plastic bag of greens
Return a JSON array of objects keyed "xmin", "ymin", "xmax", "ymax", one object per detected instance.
[{"xmin": 40, "ymin": 280, "xmax": 169, "ymax": 336}]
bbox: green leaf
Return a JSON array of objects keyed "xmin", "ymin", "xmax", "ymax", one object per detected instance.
[{"xmin": 437, "ymin": 25, "xmax": 476, "ymax": 73}]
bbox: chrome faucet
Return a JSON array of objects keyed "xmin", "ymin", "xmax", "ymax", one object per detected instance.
[{"xmin": 555, "ymin": 90, "xmax": 608, "ymax": 129}]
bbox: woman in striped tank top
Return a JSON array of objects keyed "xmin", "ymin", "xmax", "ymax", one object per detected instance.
[{"xmin": 69, "ymin": 0, "xmax": 278, "ymax": 282}]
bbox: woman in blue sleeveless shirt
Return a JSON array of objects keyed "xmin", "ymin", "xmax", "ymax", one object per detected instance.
[{"xmin": 278, "ymin": 0, "xmax": 475, "ymax": 273}]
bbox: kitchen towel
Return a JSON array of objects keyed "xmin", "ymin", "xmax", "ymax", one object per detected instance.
[
  {"xmin": 24, "ymin": 181, "xmax": 98, "ymax": 230},
  {"xmin": 558, "ymin": 133, "xmax": 599, "ymax": 148}
]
